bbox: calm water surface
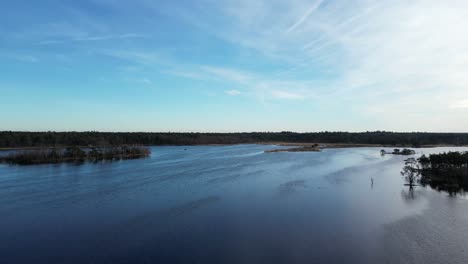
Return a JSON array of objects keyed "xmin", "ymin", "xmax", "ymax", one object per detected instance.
[{"xmin": 1, "ymin": 145, "xmax": 468, "ymax": 263}]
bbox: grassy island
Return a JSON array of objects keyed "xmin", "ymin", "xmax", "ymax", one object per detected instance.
[{"xmin": 0, "ymin": 146, "xmax": 151, "ymax": 165}]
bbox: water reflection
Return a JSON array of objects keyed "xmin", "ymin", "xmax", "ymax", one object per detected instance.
[
  {"xmin": 1, "ymin": 145, "xmax": 468, "ymax": 263},
  {"xmin": 399, "ymin": 158, "xmax": 467, "ymax": 197},
  {"xmin": 426, "ymin": 183, "xmax": 467, "ymax": 197},
  {"xmin": 400, "ymin": 188, "xmax": 416, "ymax": 201},
  {"xmin": 278, "ymin": 179, "xmax": 307, "ymax": 197}
]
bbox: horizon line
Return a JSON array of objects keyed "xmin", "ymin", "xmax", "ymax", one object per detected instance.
[{"xmin": 2, "ymin": 130, "xmax": 468, "ymax": 134}]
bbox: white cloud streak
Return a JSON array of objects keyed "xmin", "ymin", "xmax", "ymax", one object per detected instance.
[
  {"xmin": 226, "ymin": 89, "xmax": 241, "ymax": 96},
  {"xmin": 271, "ymin": 90, "xmax": 304, "ymax": 100},
  {"xmin": 14, "ymin": 55, "xmax": 38, "ymax": 63},
  {"xmin": 450, "ymin": 100, "xmax": 468, "ymax": 109},
  {"xmin": 286, "ymin": 0, "xmax": 324, "ymax": 33},
  {"xmin": 191, "ymin": 0, "xmax": 468, "ymax": 130},
  {"xmin": 37, "ymin": 33, "xmax": 146, "ymax": 45},
  {"xmin": 201, "ymin": 66, "xmax": 252, "ymax": 84}
]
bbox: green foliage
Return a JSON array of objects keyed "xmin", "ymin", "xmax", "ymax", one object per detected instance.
[
  {"xmin": 2, "ymin": 131, "xmax": 468, "ymax": 148},
  {"xmin": 418, "ymin": 154, "xmax": 430, "ymax": 169},
  {"xmin": 0, "ymin": 146, "xmax": 151, "ymax": 165},
  {"xmin": 415, "ymin": 151, "xmax": 468, "ymax": 193},
  {"xmin": 427, "ymin": 151, "xmax": 468, "ymax": 169}
]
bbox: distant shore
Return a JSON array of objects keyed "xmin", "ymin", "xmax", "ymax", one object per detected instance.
[
  {"xmin": 262, "ymin": 142, "xmax": 467, "ymax": 153},
  {"xmin": 3, "ymin": 131, "xmax": 468, "ymax": 150},
  {"xmin": 1, "ymin": 142, "xmax": 466, "ymax": 153}
]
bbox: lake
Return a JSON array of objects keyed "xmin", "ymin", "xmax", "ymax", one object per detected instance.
[{"xmin": 1, "ymin": 145, "xmax": 468, "ymax": 263}]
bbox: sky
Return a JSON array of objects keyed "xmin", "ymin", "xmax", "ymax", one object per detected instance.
[{"xmin": 1, "ymin": 0, "xmax": 468, "ymax": 132}]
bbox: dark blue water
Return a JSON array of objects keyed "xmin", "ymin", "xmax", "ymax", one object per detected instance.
[{"xmin": 1, "ymin": 145, "xmax": 468, "ymax": 263}]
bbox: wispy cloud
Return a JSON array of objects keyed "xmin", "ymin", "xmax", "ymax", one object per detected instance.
[
  {"xmin": 286, "ymin": 0, "xmax": 324, "ymax": 33},
  {"xmin": 450, "ymin": 100, "xmax": 468, "ymax": 109},
  {"xmin": 159, "ymin": 64, "xmax": 316, "ymax": 102},
  {"xmin": 5, "ymin": 0, "xmax": 468, "ymax": 131},
  {"xmin": 14, "ymin": 55, "xmax": 38, "ymax": 63},
  {"xmin": 102, "ymin": 50, "xmax": 163, "ymax": 65},
  {"xmin": 271, "ymin": 90, "xmax": 304, "ymax": 100},
  {"xmin": 201, "ymin": 66, "xmax": 252, "ymax": 84},
  {"xmin": 162, "ymin": 70, "xmax": 206, "ymax": 80},
  {"xmin": 141, "ymin": 78, "xmax": 152, "ymax": 85},
  {"xmin": 225, "ymin": 89, "xmax": 241, "ymax": 96},
  {"xmin": 123, "ymin": 77, "xmax": 153, "ymax": 85},
  {"xmin": 37, "ymin": 33, "xmax": 146, "ymax": 45}
]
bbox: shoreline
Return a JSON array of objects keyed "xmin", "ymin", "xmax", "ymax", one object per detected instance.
[
  {"xmin": 1, "ymin": 143, "xmax": 467, "ymax": 152},
  {"xmin": 261, "ymin": 143, "xmax": 468, "ymax": 153}
]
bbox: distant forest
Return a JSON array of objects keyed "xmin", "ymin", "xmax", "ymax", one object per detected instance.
[{"xmin": 1, "ymin": 131, "xmax": 468, "ymax": 148}]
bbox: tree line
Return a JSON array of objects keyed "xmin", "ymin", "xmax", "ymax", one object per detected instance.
[
  {"xmin": 1, "ymin": 131, "xmax": 468, "ymax": 148},
  {"xmin": 419, "ymin": 152, "xmax": 468, "ymax": 169},
  {"xmin": 415, "ymin": 152, "xmax": 468, "ymax": 193}
]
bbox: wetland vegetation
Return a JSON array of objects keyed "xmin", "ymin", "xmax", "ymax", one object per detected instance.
[{"xmin": 0, "ymin": 146, "xmax": 151, "ymax": 165}]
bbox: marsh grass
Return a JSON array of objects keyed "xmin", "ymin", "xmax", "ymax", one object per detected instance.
[{"xmin": 0, "ymin": 146, "xmax": 151, "ymax": 165}]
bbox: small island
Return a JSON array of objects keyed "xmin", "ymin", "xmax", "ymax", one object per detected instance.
[
  {"xmin": 381, "ymin": 148, "xmax": 416, "ymax": 155},
  {"xmin": 0, "ymin": 146, "xmax": 151, "ymax": 165},
  {"xmin": 265, "ymin": 143, "xmax": 321, "ymax": 153},
  {"xmin": 264, "ymin": 143, "xmax": 390, "ymax": 153}
]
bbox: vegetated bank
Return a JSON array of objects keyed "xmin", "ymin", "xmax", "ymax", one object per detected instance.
[
  {"xmin": 2, "ymin": 131, "xmax": 468, "ymax": 149},
  {"xmin": 0, "ymin": 146, "xmax": 151, "ymax": 165},
  {"xmin": 418, "ymin": 152, "xmax": 468, "ymax": 192},
  {"xmin": 401, "ymin": 151, "xmax": 468, "ymax": 194},
  {"xmin": 264, "ymin": 143, "xmax": 321, "ymax": 153},
  {"xmin": 266, "ymin": 144, "xmax": 420, "ymax": 153}
]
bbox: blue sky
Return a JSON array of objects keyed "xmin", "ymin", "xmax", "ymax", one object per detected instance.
[{"xmin": 1, "ymin": 0, "xmax": 468, "ymax": 132}]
